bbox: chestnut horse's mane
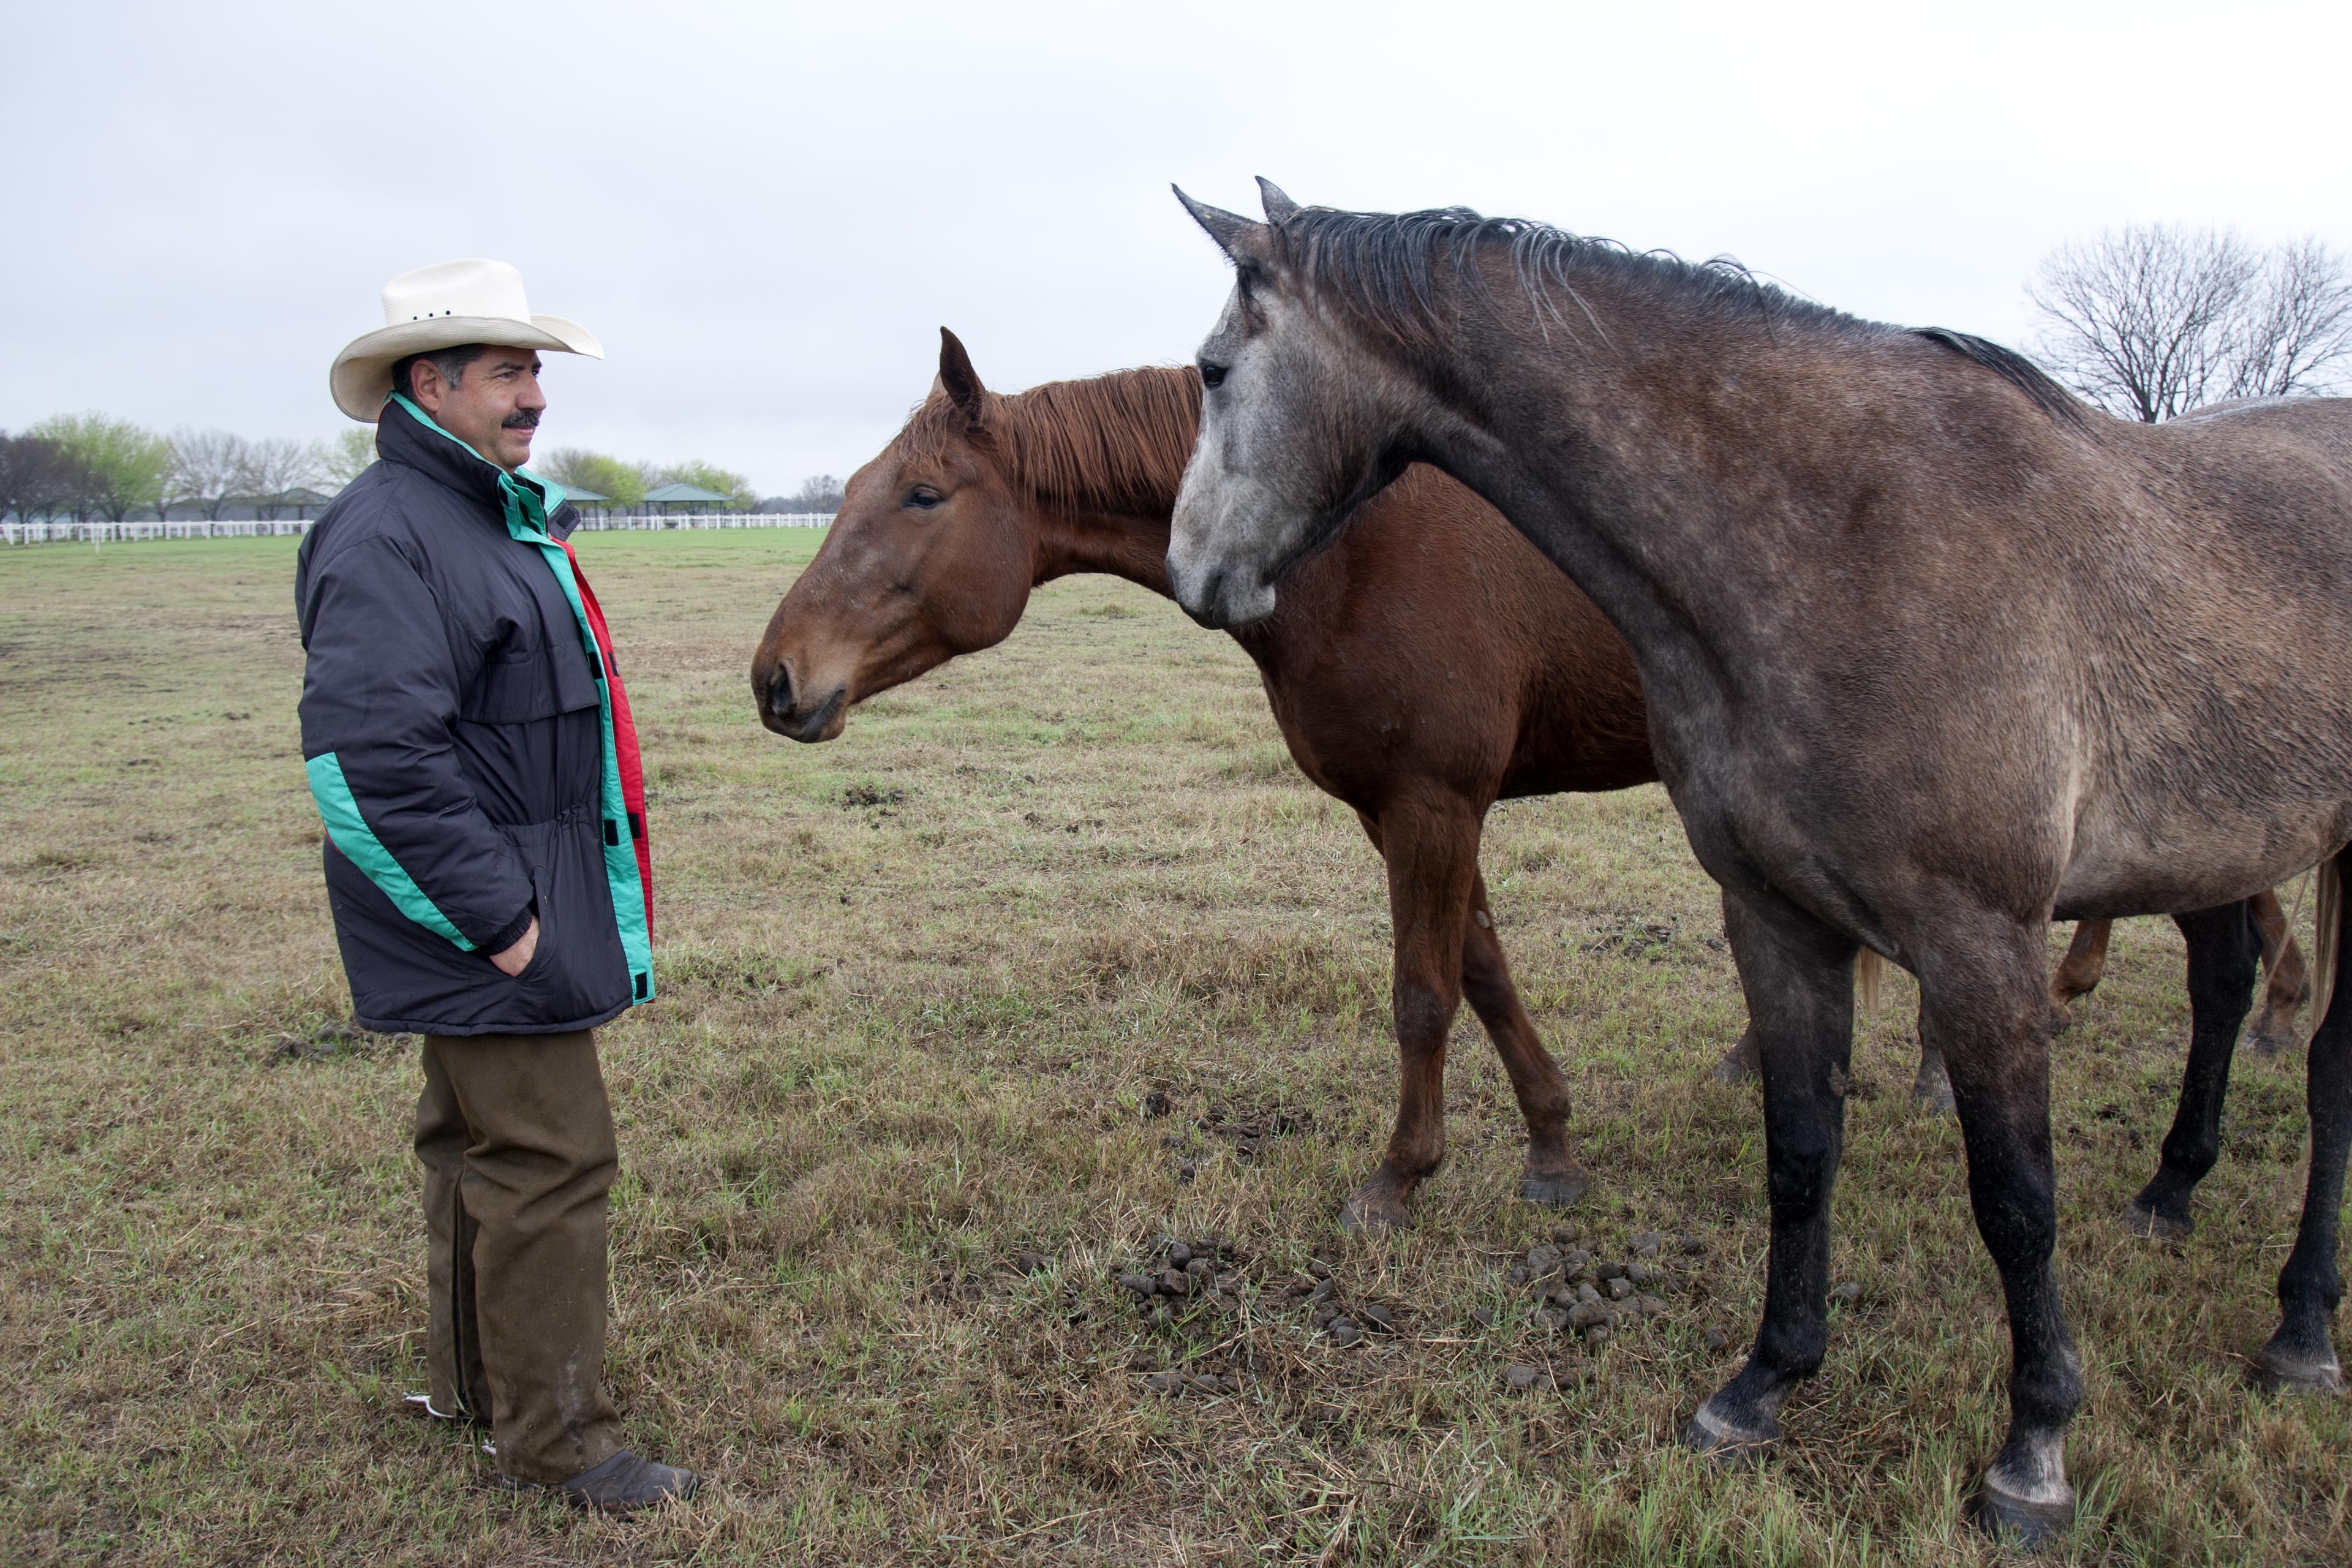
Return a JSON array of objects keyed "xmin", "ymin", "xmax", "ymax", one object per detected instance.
[
  {"xmin": 1271, "ymin": 205, "xmax": 2087, "ymax": 426},
  {"xmin": 902, "ymin": 366, "xmax": 1204, "ymax": 514}
]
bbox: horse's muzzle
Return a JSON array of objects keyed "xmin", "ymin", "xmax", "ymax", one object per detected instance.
[
  {"xmin": 756, "ymin": 661, "xmax": 846, "ymax": 743},
  {"xmin": 1169, "ymin": 559, "xmax": 1278, "ymax": 630}
]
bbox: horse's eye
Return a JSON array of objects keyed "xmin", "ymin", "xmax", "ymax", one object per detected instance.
[
  {"xmin": 906, "ymin": 487, "xmax": 943, "ymax": 510},
  {"xmin": 1199, "ymin": 361, "xmax": 1228, "ymax": 390}
]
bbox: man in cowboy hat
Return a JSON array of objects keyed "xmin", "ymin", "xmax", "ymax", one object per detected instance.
[{"xmin": 298, "ymin": 258, "xmax": 695, "ymax": 1511}]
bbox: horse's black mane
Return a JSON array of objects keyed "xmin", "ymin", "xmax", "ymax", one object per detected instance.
[
  {"xmin": 1909, "ymin": 327, "xmax": 2089, "ymax": 427},
  {"xmin": 1273, "ymin": 205, "xmax": 1852, "ymax": 338},
  {"xmin": 1271, "ymin": 206, "xmax": 2089, "ymax": 427}
]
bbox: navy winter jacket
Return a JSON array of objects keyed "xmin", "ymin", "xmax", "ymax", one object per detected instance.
[{"xmin": 296, "ymin": 397, "xmax": 654, "ymax": 1035}]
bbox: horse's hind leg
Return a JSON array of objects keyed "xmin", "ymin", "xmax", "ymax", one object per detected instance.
[
  {"xmin": 2124, "ymin": 902, "xmax": 2260, "ymax": 1240},
  {"xmin": 2247, "ymin": 887, "xmax": 2310, "ymax": 1057},
  {"xmin": 1927, "ymin": 918, "xmax": 2083, "ymax": 1546},
  {"xmin": 1338, "ymin": 797, "xmax": 1480, "ymax": 1232},
  {"xmin": 2048, "ymin": 919, "xmax": 2113, "ymax": 1030},
  {"xmin": 2253, "ymin": 858, "xmax": 2351, "ymax": 1392},
  {"xmin": 1459, "ymin": 867, "xmax": 1588, "ymax": 1208},
  {"xmin": 1683, "ymin": 886, "xmax": 1857, "ymax": 1461},
  {"xmin": 1713, "ymin": 1023, "xmax": 1763, "ymax": 1085}
]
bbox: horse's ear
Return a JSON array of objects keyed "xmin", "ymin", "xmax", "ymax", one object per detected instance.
[
  {"xmin": 1173, "ymin": 185, "xmax": 1273, "ymax": 265},
  {"xmin": 938, "ymin": 326, "xmax": 986, "ymax": 426},
  {"xmin": 1255, "ymin": 178, "xmax": 1300, "ymax": 225}
]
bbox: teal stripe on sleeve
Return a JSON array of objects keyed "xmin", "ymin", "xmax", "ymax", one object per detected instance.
[{"xmin": 305, "ymin": 752, "xmax": 477, "ymax": 951}]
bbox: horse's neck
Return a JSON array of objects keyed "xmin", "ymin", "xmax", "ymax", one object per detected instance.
[
  {"xmin": 1033, "ymin": 503, "xmax": 1176, "ymax": 595},
  {"xmin": 1419, "ymin": 293, "xmax": 1875, "ymax": 669},
  {"xmin": 1004, "ymin": 369, "xmax": 1189, "ymax": 597}
]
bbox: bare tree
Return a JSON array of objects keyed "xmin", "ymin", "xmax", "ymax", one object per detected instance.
[
  {"xmin": 2029, "ymin": 226, "xmax": 2352, "ymax": 421},
  {"xmin": 168, "ymin": 428, "xmax": 251, "ymax": 520},
  {"xmin": 239, "ymin": 437, "xmax": 324, "ymax": 518},
  {"xmin": 2223, "ymin": 236, "xmax": 2352, "ymax": 400},
  {"xmin": 790, "ymin": 473, "xmax": 845, "ymax": 513}
]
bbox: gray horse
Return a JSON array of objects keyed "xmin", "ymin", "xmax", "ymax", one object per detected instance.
[{"xmin": 1163, "ymin": 179, "xmax": 2352, "ymax": 1545}]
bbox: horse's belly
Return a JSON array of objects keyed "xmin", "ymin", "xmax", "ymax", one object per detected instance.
[{"xmin": 2055, "ymin": 804, "xmax": 2348, "ymax": 921}]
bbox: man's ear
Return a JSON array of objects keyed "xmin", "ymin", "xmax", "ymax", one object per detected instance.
[
  {"xmin": 1172, "ymin": 186, "xmax": 1276, "ymax": 268},
  {"xmin": 405, "ymin": 358, "xmax": 443, "ymax": 415},
  {"xmin": 938, "ymin": 327, "xmax": 987, "ymax": 427}
]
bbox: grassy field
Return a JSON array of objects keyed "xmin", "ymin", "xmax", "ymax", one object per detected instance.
[{"xmin": 2, "ymin": 529, "xmax": 2347, "ymax": 1566}]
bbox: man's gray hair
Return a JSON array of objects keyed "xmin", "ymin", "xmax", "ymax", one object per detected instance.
[{"xmin": 390, "ymin": 344, "xmax": 491, "ymax": 402}]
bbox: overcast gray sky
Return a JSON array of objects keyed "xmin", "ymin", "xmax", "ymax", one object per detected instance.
[{"xmin": 4, "ymin": 1, "xmax": 2347, "ymax": 496}]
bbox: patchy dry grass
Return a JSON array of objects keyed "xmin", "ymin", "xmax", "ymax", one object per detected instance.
[{"xmin": 2, "ymin": 531, "xmax": 2348, "ymax": 1566}]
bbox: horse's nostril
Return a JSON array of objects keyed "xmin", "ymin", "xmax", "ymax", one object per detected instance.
[{"xmin": 765, "ymin": 664, "xmax": 794, "ymax": 718}]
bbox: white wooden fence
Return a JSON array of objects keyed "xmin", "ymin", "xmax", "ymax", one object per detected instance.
[
  {"xmin": 4, "ymin": 513, "xmax": 834, "ymax": 545},
  {"xmin": 568, "ymin": 513, "xmax": 835, "ymax": 532}
]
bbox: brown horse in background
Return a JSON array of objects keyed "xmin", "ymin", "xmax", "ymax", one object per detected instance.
[{"xmin": 752, "ymin": 331, "xmax": 2303, "ymax": 1231}]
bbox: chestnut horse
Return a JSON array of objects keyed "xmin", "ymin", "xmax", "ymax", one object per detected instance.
[
  {"xmin": 752, "ymin": 330, "xmax": 2302, "ymax": 1237},
  {"xmin": 1164, "ymin": 182, "xmax": 2352, "ymax": 1542}
]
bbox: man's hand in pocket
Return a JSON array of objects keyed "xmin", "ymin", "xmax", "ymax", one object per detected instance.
[{"xmin": 490, "ymin": 917, "xmax": 540, "ymax": 978}]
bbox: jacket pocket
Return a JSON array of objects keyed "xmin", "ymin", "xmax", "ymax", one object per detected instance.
[
  {"xmin": 510, "ymin": 813, "xmax": 630, "ymax": 1025},
  {"xmin": 463, "ymin": 653, "xmax": 570, "ymax": 726}
]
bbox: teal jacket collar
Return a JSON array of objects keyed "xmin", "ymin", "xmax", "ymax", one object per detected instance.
[{"xmin": 381, "ymin": 393, "xmax": 567, "ymax": 541}]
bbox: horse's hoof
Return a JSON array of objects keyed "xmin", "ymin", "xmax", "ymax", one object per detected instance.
[
  {"xmin": 1520, "ymin": 1166, "xmax": 1591, "ymax": 1208},
  {"xmin": 2247, "ymin": 1020, "xmax": 2299, "ymax": 1058},
  {"xmin": 1678, "ymin": 1400, "xmax": 1777, "ymax": 1467},
  {"xmin": 2120, "ymin": 1199, "xmax": 2193, "ymax": 1242},
  {"xmin": 1711, "ymin": 1052, "xmax": 1757, "ymax": 1087},
  {"xmin": 2248, "ymin": 1344, "xmax": 2345, "ymax": 1395},
  {"xmin": 1912, "ymin": 1082, "xmax": 1956, "ymax": 1117},
  {"xmin": 1335, "ymin": 1194, "xmax": 1409, "ymax": 1235},
  {"xmin": 1968, "ymin": 1478, "xmax": 2073, "ymax": 1550}
]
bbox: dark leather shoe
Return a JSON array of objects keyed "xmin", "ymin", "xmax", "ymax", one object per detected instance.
[{"xmin": 497, "ymin": 1450, "xmax": 701, "ymax": 1514}]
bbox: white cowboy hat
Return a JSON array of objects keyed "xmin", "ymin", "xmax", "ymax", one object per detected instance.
[{"xmin": 329, "ymin": 258, "xmax": 603, "ymax": 422}]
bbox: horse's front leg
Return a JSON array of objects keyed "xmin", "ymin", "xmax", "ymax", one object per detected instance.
[
  {"xmin": 1927, "ymin": 918, "xmax": 2083, "ymax": 1546},
  {"xmin": 1338, "ymin": 796, "xmax": 1479, "ymax": 1232},
  {"xmin": 1683, "ymin": 885, "xmax": 1857, "ymax": 1458},
  {"xmin": 2125, "ymin": 902, "xmax": 2259, "ymax": 1239},
  {"xmin": 1458, "ymin": 865, "xmax": 1588, "ymax": 1207}
]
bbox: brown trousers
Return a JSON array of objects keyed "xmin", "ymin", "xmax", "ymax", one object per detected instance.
[{"xmin": 416, "ymin": 1029, "xmax": 623, "ymax": 1483}]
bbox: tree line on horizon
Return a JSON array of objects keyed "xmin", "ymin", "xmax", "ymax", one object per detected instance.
[{"xmin": 0, "ymin": 417, "xmax": 845, "ymax": 523}]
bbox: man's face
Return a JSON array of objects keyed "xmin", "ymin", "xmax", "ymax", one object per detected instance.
[{"xmin": 409, "ymin": 347, "xmax": 546, "ymax": 472}]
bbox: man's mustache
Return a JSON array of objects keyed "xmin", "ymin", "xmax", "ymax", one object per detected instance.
[{"xmin": 503, "ymin": 409, "xmax": 541, "ymax": 431}]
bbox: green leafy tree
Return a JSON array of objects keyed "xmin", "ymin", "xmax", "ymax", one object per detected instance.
[
  {"xmin": 319, "ymin": 428, "xmax": 376, "ymax": 489},
  {"xmin": 654, "ymin": 459, "xmax": 758, "ymax": 511},
  {"xmin": 30, "ymin": 413, "xmax": 173, "ymax": 521},
  {"xmin": 539, "ymin": 447, "xmax": 649, "ymax": 508}
]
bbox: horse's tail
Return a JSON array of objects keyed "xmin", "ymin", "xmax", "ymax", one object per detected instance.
[
  {"xmin": 2312, "ymin": 856, "xmax": 2343, "ymax": 1029},
  {"xmin": 1857, "ymin": 948, "xmax": 1885, "ymax": 1016}
]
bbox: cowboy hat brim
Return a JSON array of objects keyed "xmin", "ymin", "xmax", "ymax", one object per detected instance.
[{"xmin": 330, "ymin": 314, "xmax": 604, "ymax": 423}]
